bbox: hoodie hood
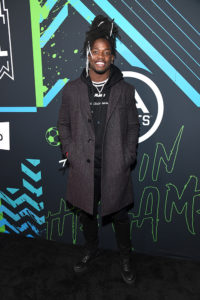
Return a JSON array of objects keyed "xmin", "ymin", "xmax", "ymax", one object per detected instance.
[{"xmin": 81, "ymin": 64, "xmax": 123, "ymax": 88}]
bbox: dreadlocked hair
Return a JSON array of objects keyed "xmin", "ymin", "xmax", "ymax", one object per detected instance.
[{"xmin": 82, "ymin": 15, "xmax": 120, "ymax": 58}]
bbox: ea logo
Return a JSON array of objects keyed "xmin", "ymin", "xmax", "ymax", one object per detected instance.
[{"xmin": 123, "ymin": 71, "xmax": 164, "ymax": 143}]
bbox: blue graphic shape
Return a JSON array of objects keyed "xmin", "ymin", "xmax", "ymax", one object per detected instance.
[
  {"xmin": 40, "ymin": 0, "xmax": 59, "ymax": 23},
  {"xmin": 0, "ymin": 191, "xmax": 43, "ymax": 211},
  {"xmin": 0, "ymin": 107, "xmax": 37, "ymax": 112},
  {"xmin": 43, "ymin": 79, "xmax": 69, "ymax": 107},
  {"xmin": 0, "ymin": 208, "xmax": 44, "ymax": 235},
  {"xmin": 40, "ymin": 4, "xmax": 68, "ymax": 48},
  {"xmin": 0, "ymin": 218, "xmax": 19, "ymax": 233},
  {"xmin": 6, "ymin": 188, "xmax": 19, "ymax": 194},
  {"xmin": 26, "ymin": 159, "xmax": 40, "ymax": 166},
  {"xmin": 19, "ymin": 208, "xmax": 45, "ymax": 224},
  {"xmin": 69, "ymin": 0, "xmax": 150, "ymax": 72},
  {"xmin": 21, "ymin": 164, "xmax": 41, "ymax": 182},
  {"xmin": 0, "ymin": 219, "xmax": 6, "ymax": 227},
  {"xmin": 69, "ymin": 0, "xmax": 94, "ymax": 21},
  {"xmin": 0, "ymin": 159, "xmax": 45, "ymax": 236},
  {"xmin": 152, "ymin": 0, "xmax": 200, "ymax": 50},
  {"xmin": 117, "ymin": 39, "xmax": 150, "ymax": 72},
  {"xmin": 0, "ymin": 204, "xmax": 21, "ymax": 222},
  {"xmin": 136, "ymin": 0, "xmax": 200, "ymax": 66},
  {"xmin": 165, "ymin": 0, "xmax": 200, "ymax": 35},
  {"xmin": 0, "ymin": 205, "xmax": 45, "ymax": 225},
  {"xmin": 94, "ymin": 0, "xmax": 200, "ymax": 107},
  {"xmin": 17, "ymin": 221, "xmax": 40, "ymax": 235},
  {"xmin": 23, "ymin": 179, "xmax": 43, "ymax": 197},
  {"xmin": 122, "ymin": 0, "xmax": 199, "ymax": 80}
]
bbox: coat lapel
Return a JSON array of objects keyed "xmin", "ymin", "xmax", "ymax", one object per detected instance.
[
  {"xmin": 79, "ymin": 80, "xmax": 91, "ymax": 115},
  {"xmin": 105, "ymin": 82, "xmax": 122, "ymax": 126},
  {"xmin": 79, "ymin": 80, "xmax": 95, "ymax": 133}
]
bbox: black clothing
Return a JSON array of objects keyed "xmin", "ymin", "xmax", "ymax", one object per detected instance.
[
  {"xmin": 79, "ymin": 167, "xmax": 131, "ymax": 253},
  {"xmin": 81, "ymin": 64, "xmax": 123, "ymax": 168}
]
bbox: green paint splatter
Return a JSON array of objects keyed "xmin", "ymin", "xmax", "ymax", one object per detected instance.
[
  {"xmin": 57, "ymin": 72, "xmax": 60, "ymax": 75},
  {"xmin": 52, "ymin": 53, "xmax": 57, "ymax": 58},
  {"xmin": 41, "ymin": 4, "xmax": 51, "ymax": 20},
  {"xmin": 63, "ymin": 78, "xmax": 68, "ymax": 84},
  {"xmin": 52, "ymin": 7, "xmax": 60, "ymax": 14},
  {"xmin": 43, "ymin": 85, "xmax": 48, "ymax": 93},
  {"xmin": 51, "ymin": 43, "xmax": 56, "ymax": 47},
  {"xmin": 74, "ymin": 49, "xmax": 78, "ymax": 54}
]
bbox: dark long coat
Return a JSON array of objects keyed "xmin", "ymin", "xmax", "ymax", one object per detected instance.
[{"xmin": 58, "ymin": 76, "xmax": 139, "ymax": 216}]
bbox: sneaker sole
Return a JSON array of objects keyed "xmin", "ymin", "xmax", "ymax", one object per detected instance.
[{"xmin": 121, "ymin": 272, "xmax": 136, "ymax": 285}]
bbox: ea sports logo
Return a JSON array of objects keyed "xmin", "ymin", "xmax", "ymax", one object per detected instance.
[{"xmin": 122, "ymin": 72, "xmax": 164, "ymax": 143}]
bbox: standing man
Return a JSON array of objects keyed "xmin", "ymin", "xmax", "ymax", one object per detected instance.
[{"xmin": 58, "ymin": 15, "xmax": 139, "ymax": 285}]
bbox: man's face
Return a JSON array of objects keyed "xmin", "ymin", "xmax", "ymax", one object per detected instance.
[{"xmin": 88, "ymin": 38, "xmax": 114, "ymax": 75}]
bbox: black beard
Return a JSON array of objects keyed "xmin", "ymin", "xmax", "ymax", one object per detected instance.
[{"xmin": 90, "ymin": 64, "xmax": 111, "ymax": 75}]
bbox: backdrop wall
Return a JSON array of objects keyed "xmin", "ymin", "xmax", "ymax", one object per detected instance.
[{"xmin": 0, "ymin": 0, "xmax": 200, "ymax": 260}]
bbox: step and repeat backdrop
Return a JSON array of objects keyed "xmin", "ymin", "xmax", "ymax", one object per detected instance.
[{"xmin": 0, "ymin": 0, "xmax": 200, "ymax": 260}]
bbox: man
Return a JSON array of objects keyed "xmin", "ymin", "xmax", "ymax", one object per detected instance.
[{"xmin": 58, "ymin": 15, "xmax": 139, "ymax": 285}]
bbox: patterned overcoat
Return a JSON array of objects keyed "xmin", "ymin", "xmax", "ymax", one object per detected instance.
[{"xmin": 58, "ymin": 77, "xmax": 139, "ymax": 216}]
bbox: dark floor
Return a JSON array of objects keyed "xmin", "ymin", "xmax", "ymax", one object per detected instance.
[{"xmin": 0, "ymin": 234, "xmax": 200, "ymax": 300}]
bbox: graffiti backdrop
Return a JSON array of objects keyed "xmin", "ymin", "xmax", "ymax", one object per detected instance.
[{"xmin": 0, "ymin": 0, "xmax": 200, "ymax": 260}]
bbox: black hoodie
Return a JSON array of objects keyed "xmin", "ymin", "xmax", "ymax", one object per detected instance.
[{"xmin": 81, "ymin": 64, "xmax": 123, "ymax": 169}]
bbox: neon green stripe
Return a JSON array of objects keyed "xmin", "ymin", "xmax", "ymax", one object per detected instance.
[{"xmin": 29, "ymin": 0, "xmax": 44, "ymax": 107}]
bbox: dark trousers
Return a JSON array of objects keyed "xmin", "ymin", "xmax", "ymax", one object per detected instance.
[{"xmin": 79, "ymin": 168, "xmax": 132, "ymax": 257}]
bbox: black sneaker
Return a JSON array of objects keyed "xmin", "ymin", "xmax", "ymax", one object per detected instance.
[
  {"xmin": 120, "ymin": 256, "xmax": 136, "ymax": 285},
  {"xmin": 73, "ymin": 249, "xmax": 101, "ymax": 273}
]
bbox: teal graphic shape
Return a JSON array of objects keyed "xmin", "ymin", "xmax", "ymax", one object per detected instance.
[
  {"xmin": 21, "ymin": 163, "xmax": 42, "ymax": 182},
  {"xmin": 43, "ymin": 79, "xmax": 69, "ymax": 107},
  {"xmin": 152, "ymin": 0, "xmax": 199, "ymax": 50},
  {"xmin": 0, "ymin": 159, "xmax": 45, "ymax": 237},
  {"xmin": 93, "ymin": 0, "xmax": 200, "ymax": 107},
  {"xmin": 69, "ymin": 0, "xmax": 150, "ymax": 72},
  {"xmin": 134, "ymin": 0, "xmax": 200, "ymax": 71},
  {"xmin": 40, "ymin": 4, "xmax": 68, "ymax": 48},
  {"xmin": 165, "ymin": 0, "xmax": 199, "ymax": 35}
]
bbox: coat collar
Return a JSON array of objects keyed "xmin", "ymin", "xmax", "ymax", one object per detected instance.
[{"xmin": 78, "ymin": 78, "xmax": 122, "ymax": 125}]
